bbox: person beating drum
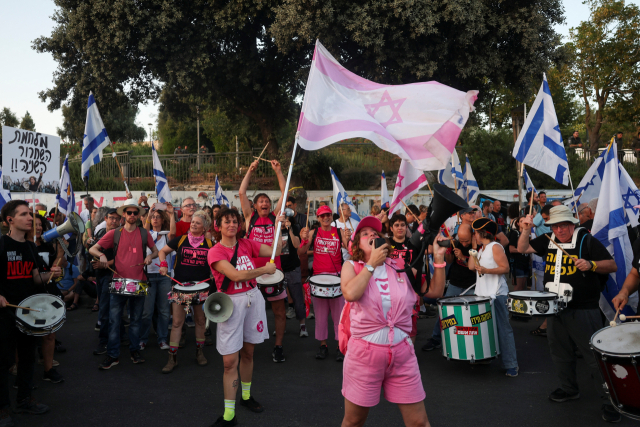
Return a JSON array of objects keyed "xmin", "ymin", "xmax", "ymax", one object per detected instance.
[
  {"xmin": 207, "ymin": 207, "xmax": 283, "ymax": 427},
  {"xmin": 299, "ymin": 205, "xmax": 350, "ymax": 361},
  {"xmin": 339, "ymin": 216, "xmax": 446, "ymax": 427}
]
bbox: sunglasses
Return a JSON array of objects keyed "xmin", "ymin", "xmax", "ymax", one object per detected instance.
[{"xmin": 125, "ymin": 211, "xmax": 139, "ymax": 216}]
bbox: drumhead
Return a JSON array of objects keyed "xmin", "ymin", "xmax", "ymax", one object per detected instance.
[
  {"xmin": 310, "ymin": 274, "xmax": 341, "ymax": 285},
  {"xmin": 174, "ymin": 282, "xmax": 210, "ymax": 292},
  {"xmin": 592, "ymin": 323, "xmax": 640, "ymax": 354},
  {"xmin": 256, "ymin": 269, "xmax": 285, "ymax": 285},
  {"xmin": 15, "ymin": 294, "xmax": 65, "ymax": 328},
  {"xmin": 439, "ymin": 295, "xmax": 490, "ymax": 305},
  {"xmin": 509, "ymin": 291, "xmax": 557, "ymax": 299}
]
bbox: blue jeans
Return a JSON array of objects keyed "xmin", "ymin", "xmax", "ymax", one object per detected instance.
[
  {"xmin": 430, "ymin": 283, "xmax": 475, "ymax": 343},
  {"xmin": 494, "ymin": 295, "xmax": 518, "ymax": 370},
  {"xmin": 107, "ymin": 294, "xmax": 145, "ymax": 358},
  {"xmin": 97, "ymin": 275, "xmax": 125, "ymax": 346},
  {"xmin": 140, "ymin": 274, "xmax": 172, "ymax": 345}
]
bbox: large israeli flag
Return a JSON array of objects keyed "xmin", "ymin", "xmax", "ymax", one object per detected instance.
[
  {"xmin": 82, "ymin": 92, "xmax": 112, "ymax": 180},
  {"xmin": 523, "ymin": 167, "xmax": 537, "ymax": 195},
  {"xmin": 214, "ymin": 175, "xmax": 230, "ymax": 207},
  {"xmin": 57, "ymin": 155, "xmax": 76, "ymax": 215},
  {"xmin": 460, "ymin": 155, "xmax": 479, "ymax": 204},
  {"xmin": 592, "ymin": 147, "xmax": 638, "ymax": 318},
  {"xmin": 330, "ymin": 168, "xmax": 361, "ymax": 222},
  {"xmin": 152, "ymin": 143, "xmax": 172, "ymax": 204},
  {"xmin": 513, "ymin": 74, "xmax": 569, "ymax": 185},
  {"xmin": 0, "ymin": 167, "xmax": 11, "ymax": 210},
  {"xmin": 381, "ymin": 171, "xmax": 390, "ymax": 210},
  {"xmin": 437, "ymin": 149, "xmax": 463, "ymax": 190}
]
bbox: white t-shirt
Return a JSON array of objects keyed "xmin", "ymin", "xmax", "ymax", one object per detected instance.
[
  {"xmin": 80, "ymin": 209, "xmax": 91, "ymax": 223},
  {"xmin": 94, "ymin": 221, "xmax": 106, "ymax": 234},
  {"xmin": 147, "ymin": 230, "xmax": 173, "ymax": 274},
  {"xmin": 334, "ymin": 219, "xmax": 359, "ymax": 261}
]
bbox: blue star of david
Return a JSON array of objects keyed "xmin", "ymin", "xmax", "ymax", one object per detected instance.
[{"xmin": 622, "ymin": 187, "xmax": 640, "ymax": 215}]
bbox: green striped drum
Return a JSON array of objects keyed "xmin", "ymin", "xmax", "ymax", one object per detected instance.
[{"xmin": 437, "ymin": 295, "xmax": 500, "ymax": 362}]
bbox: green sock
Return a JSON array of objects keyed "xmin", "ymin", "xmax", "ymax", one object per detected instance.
[
  {"xmin": 223, "ymin": 399, "xmax": 235, "ymax": 421},
  {"xmin": 241, "ymin": 381, "xmax": 251, "ymax": 400}
]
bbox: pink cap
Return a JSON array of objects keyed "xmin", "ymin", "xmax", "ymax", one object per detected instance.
[
  {"xmin": 351, "ymin": 216, "xmax": 383, "ymax": 241},
  {"xmin": 317, "ymin": 205, "xmax": 332, "ymax": 216}
]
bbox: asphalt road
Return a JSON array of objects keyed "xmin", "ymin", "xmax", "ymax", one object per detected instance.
[{"xmin": 7, "ymin": 295, "xmax": 634, "ymax": 427}]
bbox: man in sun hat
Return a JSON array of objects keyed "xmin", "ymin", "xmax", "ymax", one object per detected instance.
[{"xmin": 516, "ymin": 205, "xmax": 620, "ymax": 422}]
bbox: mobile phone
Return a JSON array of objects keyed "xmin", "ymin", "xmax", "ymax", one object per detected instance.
[
  {"xmin": 141, "ymin": 192, "xmax": 145, "ymax": 197},
  {"xmin": 154, "ymin": 203, "xmax": 167, "ymax": 210},
  {"xmin": 373, "ymin": 237, "xmax": 387, "ymax": 249}
]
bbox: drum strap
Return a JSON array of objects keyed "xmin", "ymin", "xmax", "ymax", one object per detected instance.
[{"xmin": 220, "ymin": 243, "xmax": 240, "ymax": 292}]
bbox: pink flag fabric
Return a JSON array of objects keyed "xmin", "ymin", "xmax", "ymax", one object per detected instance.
[
  {"xmin": 389, "ymin": 160, "xmax": 428, "ymax": 215},
  {"xmin": 297, "ymin": 40, "xmax": 478, "ymax": 171}
]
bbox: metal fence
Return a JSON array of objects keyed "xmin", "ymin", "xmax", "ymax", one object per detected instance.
[{"xmin": 573, "ymin": 147, "xmax": 638, "ymax": 164}]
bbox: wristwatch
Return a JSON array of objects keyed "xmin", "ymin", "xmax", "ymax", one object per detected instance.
[{"xmin": 365, "ymin": 264, "xmax": 374, "ymax": 273}]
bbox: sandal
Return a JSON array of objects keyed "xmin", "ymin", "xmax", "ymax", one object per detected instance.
[
  {"xmin": 91, "ymin": 304, "xmax": 99, "ymax": 312},
  {"xmin": 67, "ymin": 303, "xmax": 78, "ymax": 311},
  {"xmin": 530, "ymin": 327, "xmax": 547, "ymax": 337}
]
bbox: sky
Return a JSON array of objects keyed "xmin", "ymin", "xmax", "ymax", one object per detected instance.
[{"xmin": 0, "ymin": 0, "xmax": 638, "ymax": 140}]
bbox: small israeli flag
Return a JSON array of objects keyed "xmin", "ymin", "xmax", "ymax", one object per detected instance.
[
  {"xmin": 152, "ymin": 143, "xmax": 172, "ymax": 204},
  {"xmin": 330, "ymin": 168, "xmax": 361, "ymax": 223},
  {"xmin": 214, "ymin": 175, "xmax": 230, "ymax": 207},
  {"xmin": 523, "ymin": 167, "xmax": 537, "ymax": 195},
  {"xmin": 57, "ymin": 155, "xmax": 76, "ymax": 215},
  {"xmin": 82, "ymin": 92, "xmax": 112, "ymax": 180}
]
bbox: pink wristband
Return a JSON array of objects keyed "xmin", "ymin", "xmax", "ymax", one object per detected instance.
[
  {"xmin": 433, "ymin": 263, "xmax": 446, "ymax": 268},
  {"xmin": 159, "ymin": 261, "xmax": 168, "ymax": 268},
  {"xmin": 300, "ymin": 239, "xmax": 309, "ymax": 246}
]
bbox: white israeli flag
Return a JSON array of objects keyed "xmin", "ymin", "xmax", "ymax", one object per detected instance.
[
  {"xmin": 81, "ymin": 92, "xmax": 112, "ymax": 180},
  {"xmin": 462, "ymin": 155, "xmax": 479, "ymax": 204},
  {"xmin": 57, "ymin": 154, "xmax": 76, "ymax": 215},
  {"xmin": 513, "ymin": 74, "xmax": 569, "ymax": 185},
  {"xmin": 152, "ymin": 142, "xmax": 172, "ymax": 204},
  {"xmin": 523, "ymin": 167, "xmax": 537, "ymax": 195},
  {"xmin": 330, "ymin": 167, "xmax": 361, "ymax": 222},
  {"xmin": 214, "ymin": 175, "xmax": 230, "ymax": 207},
  {"xmin": 438, "ymin": 149, "xmax": 463, "ymax": 190}
]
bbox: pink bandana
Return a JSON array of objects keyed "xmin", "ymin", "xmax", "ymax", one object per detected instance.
[{"xmin": 188, "ymin": 233, "xmax": 205, "ymax": 248}]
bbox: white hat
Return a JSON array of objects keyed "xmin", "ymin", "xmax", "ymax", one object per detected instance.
[
  {"xmin": 116, "ymin": 199, "xmax": 146, "ymax": 216},
  {"xmin": 545, "ymin": 205, "xmax": 579, "ymax": 225}
]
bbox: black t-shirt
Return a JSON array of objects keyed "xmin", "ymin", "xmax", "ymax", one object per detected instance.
[
  {"xmin": 389, "ymin": 238, "xmax": 421, "ymax": 287},
  {"xmin": 581, "ymin": 219, "xmax": 593, "ymax": 233},
  {"xmin": 508, "ymin": 229, "xmax": 530, "ymax": 269},
  {"xmin": 0, "ymin": 236, "xmax": 44, "ymax": 307},
  {"xmin": 36, "ymin": 241, "xmax": 57, "ymax": 269},
  {"xmin": 445, "ymin": 243, "xmax": 477, "ymax": 288},
  {"xmin": 529, "ymin": 229, "xmax": 612, "ymax": 309},
  {"xmin": 494, "ymin": 212, "xmax": 506, "ymax": 234},
  {"xmin": 167, "ymin": 237, "xmax": 212, "ymax": 283},
  {"xmin": 280, "ymin": 225, "xmax": 301, "ymax": 272},
  {"xmin": 630, "ymin": 238, "xmax": 640, "ymax": 272},
  {"xmin": 94, "ymin": 228, "xmax": 115, "ymax": 278}
]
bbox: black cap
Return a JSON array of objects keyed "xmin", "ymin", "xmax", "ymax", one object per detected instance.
[
  {"xmin": 107, "ymin": 208, "xmax": 119, "ymax": 216},
  {"xmin": 459, "ymin": 207, "xmax": 478, "ymax": 214},
  {"xmin": 472, "ymin": 217, "xmax": 497, "ymax": 235}
]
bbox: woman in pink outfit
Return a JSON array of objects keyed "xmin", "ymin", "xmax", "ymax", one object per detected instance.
[{"xmin": 340, "ymin": 216, "xmax": 447, "ymax": 427}]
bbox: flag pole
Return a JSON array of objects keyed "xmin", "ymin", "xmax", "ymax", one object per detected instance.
[
  {"xmin": 152, "ymin": 143, "xmax": 159, "ymax": 200},
  {"xmin": 270, "ymin": 133, "xmax": 299, "ymax": 262},
  {"xmin": 32, "ymin": 192, "xmax": 36, "ymax": 242},
  {"xmin": 110, "ymin": 145, "xmax": 130, "ymax": 194}
]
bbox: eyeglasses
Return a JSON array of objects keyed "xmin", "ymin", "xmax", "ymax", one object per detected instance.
[
  {"xmin": 125, "ymin": 211, "xmax": 139, "ymax": 216},
  {"xmin": 550, "ymin": 223, "xmax": 572, "ymax": 230},
  {"xmin": 182, "ymin": 203, "xmax": 196, "ymax": 209}
]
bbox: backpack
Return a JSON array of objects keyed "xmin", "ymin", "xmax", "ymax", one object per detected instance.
[
  {"xmin": 173, "ymin": 234, "xmax": 214, "ymax": 269},
  {"xmin": 113, "ymin": 226, "xmax": 149, "ymax": 259}
]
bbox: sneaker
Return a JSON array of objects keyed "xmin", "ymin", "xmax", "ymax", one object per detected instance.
[
  {"xmin": 272, "ymin": 346, "xmax": 285, "ymax": 363},
  {"xmin": 336, "ymin": 348, "xmax": 345, "ymax": 362},
  {"xmin": 316, "ymin": 345, "xmax": 328, "ymax": 360},
  {"xmin": 421, "ymin": 338, "xmax": 441, "ymax": 351},
  {"xmin": 94, "ymin": 322, "xmax": 100, "ymax": 332},
  {"xmin": 37, "ymin": 358, "xmax": 59, "ymax": 367},
  {"xmin": 54, "ymin": 340, "xmax": 66, "ymax": 353},
  {"xmin": 286, "ymin": 307, "xmax": 295, "ymax": 319},
  {"xmin": 307, "ymin": 312, "xmax": 315, "ymax": 319},
  {"xmin": 8, "ymin": 364, "xmax": 17, "ymax": 376},
  {"xmin": 159, "ymin": 341, "xmax": 170, "ymax": 350},
  {"xmin": 196, "ymin": 348, "xmax": 208, "ymax": 366},
  {"xmin": 239, "ymin": 396, "xmax": 264, "ymax": 413},
  {"xmin": 139, "ymin": 342, "xmax": 146, "ymax": 351},
  {"xmin": 99, "ymin": 356, "xmax": 119, "ymax": 370},
  {"xmin": 185, "ymin": 314, "xmax": 195, "ymax": 328},
  {"xmin": 211, "ymin": 415, "xmax": 237, "ymax": 426},
  {"xmin": 42, "ymin": 368, "xmax": 64, "ymax": 383},
  {"xmin": 13, "ymin": 397, "xmax": 49, "ymax": 415},
  {"xmin": 602, "ymin": 404, "xmax": 622, "ymax": 423},
  {"xmin": 12, "ymin": 382, "xmax": 36, "ymax": 391},
  {"xmin": 548, "ymin": 388, "xmax": 580, "ymax": 402},
  {"xmin": 505, "ymin": 367, "xmax": 519, "ymax": 377},
  {"xmin": 130, "ymin": 351, "xmax": 145, "ymax": 364},
  {"xmin": 0, "ymin": 406, "xmax": 14, "ymax": 427},
  {"xmin": 93, "ymin": 344, "xmax": 107, "ymax": 355},
  {"xmin": 299, "ymin": 325, "xmax": 309, "ymax": 337}
]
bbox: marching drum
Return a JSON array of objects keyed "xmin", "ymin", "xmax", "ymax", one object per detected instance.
[
  {"xmin": 15, "ymin": 294, "xmax": 66, "ymax": 336},
  {"xmin": 109, "ymin": 277, "xmax": 149, "ymax": 296},
  {"xmin": 591, "ymin": 323, "xmax": 640, "ymax": 420},
  {"xmin": 437, "ymin": 295, "xmax": 500, "ymax": 363},
  {"xmin": 169, "ymin": 282, "xmax": 211, "ymax": 306},
  {"xmin": 256, "ymin": 269, "xmax": 286, "ymax": 299},
  {"xmin": 309, "ymin": 274, "xmax": 342, "ymax": 299},
  {"xmin": 507, "ymin": 291, "xmax": 560, "ymax": 318}
]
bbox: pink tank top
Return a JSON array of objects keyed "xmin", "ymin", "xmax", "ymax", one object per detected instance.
[
  {"xmin": 248, "ymin": 212, "xmax": 282, "ymax": 269},
  {"xmin": 312, "ymin": 227, "xmax": 342, "ymax": 274}
]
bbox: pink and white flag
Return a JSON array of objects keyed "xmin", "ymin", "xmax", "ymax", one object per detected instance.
[
  {"xmin": 389, "ymin": 160, "xmax": 428, "ymax": 215},
  {"xmin": 297, "ymin": 40, "xmax": 478, "ymax": 171}
]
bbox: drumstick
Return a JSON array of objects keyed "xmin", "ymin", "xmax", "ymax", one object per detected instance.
[
  {"xmin": 305, "ymin": 200, "xmax": 310, "ymax": 230},
  {"xmin": 620, "ymin": 315, "xmax": 640, "ymax": 320},
  {"xmin": 545, "ymin": 235, "xmax": 576, "ymax": 263},
  {"xmin": 255, "ymin": 141, "xmax": 270, "ymax": 163},
  {"xmin": 93, "ymin": 257, "xmax": 124, "ymax": 278},
  {"xmin": 253, "ymin": 157, "xmax": 271, "ymax": 163},
  {"xmin": 46, "ymin": 258, "xmax": 63, "ymax": 284},
  {"xmin": 6, "ymin": 304, "xmax": 41, "ymax": 312},
  {"xmin": 154, "ymin": 264, "xmax": 184, "ymax": 286},
  {"xmin": 613, "ymin": 307, "xmax": 621, "ymax": 322}
]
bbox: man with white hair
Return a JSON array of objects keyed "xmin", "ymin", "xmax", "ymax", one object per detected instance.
[
  {"xmin": 587, "ymin": 198, "xmax": 598, "ymax": 216},
  {"xmin": 577, "ymin": 203, "xmax": 594, "ymax": 232}
]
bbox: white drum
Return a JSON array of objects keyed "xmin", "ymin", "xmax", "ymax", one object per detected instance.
[
  {"xmin": 169, "ymin": 282, "xmax": 211, "ymax": 306},
  {"xmin": 309, "ymin": 274, "xmax": 342, "ymax": 299},
  {"xmin": 15, "ymin": 294, "xmax": 66, "ymax": 336},
  {"xmin": 256, "ymin": 269, "xmax": 286, "ymax": 298},
  {"xmin": 507, "ymin": 291, "xmax": 560, "ymax": 318}
]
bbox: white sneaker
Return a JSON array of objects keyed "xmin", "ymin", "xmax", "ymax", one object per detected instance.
[
  {"xmin": 159, "ymin": 342, "xmax": 170, "ymax": 350},
  {"xmin": 299, "ymin": 325, "xmax": 309, "ymax": 337},
  {"xmin": 307, "ymin": 312, "xmax": 315, "ymax": 319},
  {"xmin": 286, "ymin": 307, "xmax": 295, "ymax": 319}
]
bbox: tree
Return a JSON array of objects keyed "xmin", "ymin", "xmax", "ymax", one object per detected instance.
[
  {"xmin": 0, "ymin": 107, "xmax": 19, "ymax": 128},
  {"xmin": 19, "ymin": 111, "xmax": 35, "ymax": 131},
  {"xmin": 271, "ymin": 0, "xmax": 566, "ymax": 97},
  {"xmin": 563, "ymin": 0, "xmax": 640, "ymax": 156}
]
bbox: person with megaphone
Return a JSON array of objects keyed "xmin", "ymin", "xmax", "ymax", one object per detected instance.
[{"xmin": 207, "ymin": 207, "xmax": 284, "ymax": 427}]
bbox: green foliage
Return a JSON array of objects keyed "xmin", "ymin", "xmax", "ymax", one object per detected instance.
[
  {"xmin": 0, "ymin": 107, "xmax": 19, "ymax": 128},
  {"xmin": 201, "ymin": 107, "xmax": 261, "ymax": 153},
  {"xmin": 19, "ymin": 111, "xmax": 35, "ymax": 131}
]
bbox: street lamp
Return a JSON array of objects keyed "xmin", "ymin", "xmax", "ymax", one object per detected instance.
[{"xmin": 148, "ymin": 123, "xmax": 153, "ymax": 147}]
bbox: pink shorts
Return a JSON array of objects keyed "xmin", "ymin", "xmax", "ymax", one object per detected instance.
[{"xmin": 342, "ymin": 337, "xmax": 425, "ymax": 407}]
